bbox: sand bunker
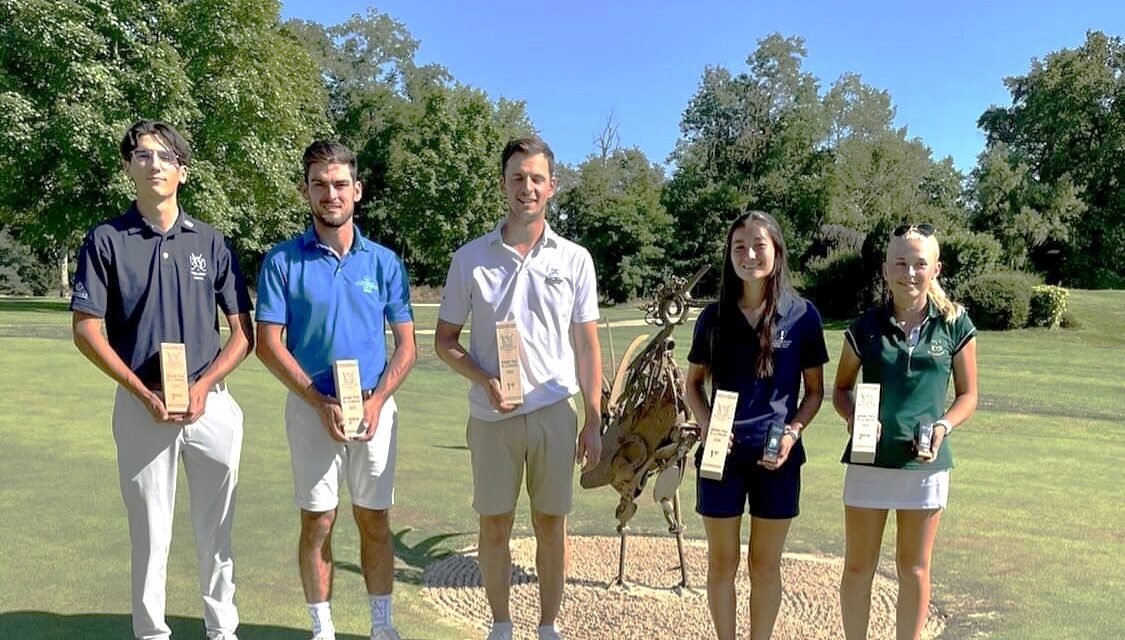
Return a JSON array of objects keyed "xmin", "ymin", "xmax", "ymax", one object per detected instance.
[{"xmin": 422, "ymin": 535, "xmax": 946, "ymax": 639}]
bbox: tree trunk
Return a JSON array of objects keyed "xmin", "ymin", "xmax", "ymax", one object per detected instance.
[{"xmin": 58, "ymin": 249, "xmax": 69, "ymax": 298}]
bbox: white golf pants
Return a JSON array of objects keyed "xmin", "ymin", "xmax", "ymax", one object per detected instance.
[{"xmin": 112, "ymin": 384, "xmax": 243, "ymax": 640}]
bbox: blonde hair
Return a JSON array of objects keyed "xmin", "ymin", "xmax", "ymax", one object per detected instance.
[{"xmin": 890, "ymin": 230, "xmax": 964, "ymax": 323}]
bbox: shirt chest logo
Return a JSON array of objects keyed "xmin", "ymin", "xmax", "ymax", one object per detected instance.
[
  {"xmin": 189, "ymin": 253, "xmax": 207, "ymax": 281},
  {"xmin": 356, "ymin": 276, "xmax": 379, "ymax": 294},
  {"xmin": 545, "ymin": 268, "xmax": 564, "ymax": 286},
  {"xmin": 929, "ymin": 342, "xmax": 947, "ymax": 357},
  {"xmin": 772, "ymin": 328, "xmax": 792, "ymax": 349}
]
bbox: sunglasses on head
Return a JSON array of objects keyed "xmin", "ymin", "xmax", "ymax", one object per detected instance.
[
  {"xmin": 130, "ymin": 149, "xmax": 180, "ymax": 166},
  {"xmin": 893, "ymin": 223, "xmax": 935, "ymax": 237}
]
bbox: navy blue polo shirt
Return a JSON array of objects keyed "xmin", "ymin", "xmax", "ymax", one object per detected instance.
[
  {"xmin": 70, "ymin": 203, "xmax": 253, "ymax": 386},
  {"xmin": 687, "ymin": 292, "xmax": 829, "ymax": 447},
  {"xmin": 255, "ymin": 226, "xmax": 413, "ymax": 396}
]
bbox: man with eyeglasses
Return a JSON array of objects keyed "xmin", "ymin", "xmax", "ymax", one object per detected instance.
[{"xmin": 71, "ymin": 120, "xmax": 254, "ymax": 640}]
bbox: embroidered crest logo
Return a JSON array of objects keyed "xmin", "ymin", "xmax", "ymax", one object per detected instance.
[
  {"xmin": 929, "ymin": 343, "xmax": 947, "ymax": 357},
  {"xmin": 545, "ymin": 268, "xmax": 563, "ymax": 285},
  {"xmin": 357, "ymin": 276, "xmax": 379, "ymax": 294},
  {"xmin": 189, "ymin": 253, "xmax": 207, "ymax": 281},
  {"xmin": 72, "ymin": 281, "xmax": 89, "ymax": 300}
]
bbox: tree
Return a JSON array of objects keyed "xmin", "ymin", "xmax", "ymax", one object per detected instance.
[
  {"xmin": 976, "ymin": 30, "xmax": 1124, "ymax": 287},
  {"xmin": 0, "ymin": 0, "xmax": 329, "ymax": 291},
  {"xmin": 664, "ymin": 34, "xmax": 832, "ymax": 282},
  {"xmin": 287, "ymin": 10, "xmax": 535, "ymax": 286},
  {"xmin": 557, "ymin": 147, "xmax": 671, "ymax": 302},
  {"xmin": 968, "ymin": 143, "xmax": 1085, "ymax": 271}
]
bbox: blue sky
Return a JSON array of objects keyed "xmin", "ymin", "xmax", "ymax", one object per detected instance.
[{"xmin": 280, "ymin": 0, "xmax": 1123, "ymax": 173}]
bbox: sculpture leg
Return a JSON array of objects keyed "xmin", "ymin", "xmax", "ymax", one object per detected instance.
[
  {"xmin": 613, "ymin": 522, "xmax": 629, "ymax": 587},
  {"xmin": 673, "ymin": 489, "xmax": 689, "ymax": 590}
]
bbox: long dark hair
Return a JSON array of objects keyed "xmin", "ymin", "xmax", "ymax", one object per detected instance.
[{"xmin": 716, "ymin": 210, "xmax": 794, "ymax": 378}]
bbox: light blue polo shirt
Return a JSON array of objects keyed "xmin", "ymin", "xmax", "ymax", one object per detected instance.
[{"xmin": 256, "ymin": 226, "xmax": 413, "ymax": 396}]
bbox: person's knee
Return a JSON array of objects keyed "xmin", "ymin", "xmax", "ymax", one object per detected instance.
[
  {"xmin": 530, "ymin": 511, "xmax": 565, "ymax": 539},
  {"xmin": 480, "ymin": 513, "xmax": 514, "ymax": 548},
  {"xmin": 300, "ymin": 509, "xmax": 336, "ymax": 544},
  {"xmin": 841, "ymin": 556, "xmax": 877, "ymax": 582},
  {"xmin": 896, "ymin": 558, "xmax": 930, "ymax": 585},
  {"xmin": 354, "ymin": 507, "xmax": 390, "ymax": 545},
  {"xmin": 747, "ymin": 551, "xmax": 781, "ymax": 583},
  {"xmin": 707, "ymin": 546, "xmax": 740, "ymax": 584}
]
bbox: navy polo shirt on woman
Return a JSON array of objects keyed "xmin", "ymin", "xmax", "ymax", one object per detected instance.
[
  {"xmin": 70, "ymin": 204, "xmax": 253, "ymax": 386},
  {"xmin": 255, "ymin": 226, "xmax": 413, "ymax": 396},
  {"xmin": 687, "ymin": 292, "xmax": 829, "ymax": 447}
]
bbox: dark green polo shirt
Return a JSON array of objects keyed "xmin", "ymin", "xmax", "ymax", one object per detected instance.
[{"xmin": 840, "ymin": 302, "xmax": 976, "ymax": 470}]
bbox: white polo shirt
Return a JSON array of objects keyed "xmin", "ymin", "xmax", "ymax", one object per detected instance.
[{"xmin": 439, "ymin": 219, "xmax": 600, "ymax": 421}]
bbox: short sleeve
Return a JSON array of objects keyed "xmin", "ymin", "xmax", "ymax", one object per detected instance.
[
  {"xmin": 951, "ymin": 309, "xmax": 977, "ymax": 354},
  {"xmin": 687, "ymin": 303, "xmax": 718, "ymax": 366},
  {"xmin": 843, "ymin": 315, "xmax": 867, "ymax": 359},
  {"xmin": 213, "ymin": 237, "xmax": 252, "ymax": 315},
  {"xmin": 571, "ymin": 247, "xmax": 600, "ymax": 324},
  {"xmin": 254, "ymin": 249, "xmax": 289, "ymax": 325},
  {"xmin": 798, "ymin": 301, "xmax": 830, "ymax": 369},
  {"xmin": 70, "ymin": 230, "xmax": 109, "ymax": 317},
  {"xmin": 384, "ymin": 253, "xmax": 413, "ymax": 324},
  {"xmin": 437, "ymin": 248, "xmax": 470, "ymax": 326}
]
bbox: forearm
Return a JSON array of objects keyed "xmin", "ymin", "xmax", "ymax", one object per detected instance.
[
  {"xmin": 790, "ymin": 388, "xmax": 823, "ymax": 431},
  {"xmin": 575, "ymin": 344, "xmax": 602, "ymax": 420},
  {"xmin": 833, "ymin": 388, "xmax": 856, "ymax": 422},
  {"xmin": 196, "ymin": 313, "xmax": 253, "ymax": 389},
  {"xmin": 370, "ymin": 325, "xmax": 417, "ymax": 402},
  {"xmin": 685, "ymin": 381, "xmax": 711, "ymax": 428},
  {"xmin": 940, "ymin": 392, "xmax": 977, "ymax": 428},
  {"xmin": 256, "ymin": 328, "xmax": 320, "ymax": 403},
  {"xmin": 73, "ymin": 317, "xmax": 148, "ymax": 397},
  {"xmin": 434, "ymin": 333, "xmax": 492, "ymax": 388}
]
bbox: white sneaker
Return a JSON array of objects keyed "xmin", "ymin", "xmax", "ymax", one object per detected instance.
[
  {"xmin": 370, "ymin": 628, "xmax": 402, "ymax": 640},
  {"xmin": 537, "ymin": 626, "xmax": 564, "ymax": 640},
  {"xmin": 485, "ymin": 624, "xmax": 514, "ymax": 640},
  {"xmin": 310, "ymin": 633, "xmax": 335, "ymax": 640}
]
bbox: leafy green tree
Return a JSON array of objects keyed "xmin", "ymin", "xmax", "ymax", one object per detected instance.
[
  {"xmin": 557, "ymin": 147, "xmax": 671, "ymax": 302},
  {"xmin": 968, "ymin": 143, "xmax": 1085, "ymax": 270},
  {"xmin": 977, "ymin": 30, "xmax": 1124, "ymax": 286},
  {"xmin": 664, "ymin": 34, "xmax": 832, "ymax": 281},
  {"xmin": 0, "ymin": 0, "xmax": 328, "ymax": 290}
]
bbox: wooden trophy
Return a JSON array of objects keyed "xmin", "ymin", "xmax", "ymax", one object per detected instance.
[
  {"xmin": 159, "ymin": 342, "xmax": 189, "ymax": 413},
  {"xmin": 850, "ymin": 383, "xmax": 880, "ymax": 464},
  {"xmin": 700, "ymin": 390, "xmax": 738, "ymax": 480},
  {"xmin": 332, "ymin": 359, "xmax": 366, "ymax": 439},
  {"xmin": 495, "ymin": 320, "xmax": 523, "ymax": 405},
  {"xmin": 762, "ymin": 422, "xmax": 786, "ymax": 464}
]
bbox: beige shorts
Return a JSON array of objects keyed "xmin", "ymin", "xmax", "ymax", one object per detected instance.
[
  {"xmin": 467, "ymin": 398, "xmax": 578, "ymax": 516},
  {"xmin": 285, "ymin": 391, "xmax": 397, "ymax": 512}
]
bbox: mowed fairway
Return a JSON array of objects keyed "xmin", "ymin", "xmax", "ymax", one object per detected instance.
[{"xmin": 1, "ymin": 292, "xmax": 1122, "ymax": 639}]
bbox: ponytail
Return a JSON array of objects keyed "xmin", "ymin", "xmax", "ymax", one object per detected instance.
[{"xmin": 927, "ymin": 277, "xmax": 963, "ymax": 323}]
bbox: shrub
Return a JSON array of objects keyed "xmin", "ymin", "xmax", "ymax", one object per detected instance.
[
  {"xmin": 799, "ymin": 248, "xmax": 868, "ymax": 320},
  {"xmin": 961, "ymin": 273, "xmax": 1033, "ymax": 330},
  {"xmin": 1028, "ymin": 285, "xmax": 1069, "ymax": 328},
  {"xmin": 0, "ymin": 228, "xmax": 53, "ymax": 296},
  {"xmin": 939, "ymin": 231, "xmax": 1003, "ymax": 299}
]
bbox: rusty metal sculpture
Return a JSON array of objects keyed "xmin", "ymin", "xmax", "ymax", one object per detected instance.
[{"xmin": 580, "ymin": 266, "xmax": 711, "ymax": 590}]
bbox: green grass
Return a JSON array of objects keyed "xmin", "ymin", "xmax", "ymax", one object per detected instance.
[{"xmin": 1, "ymin": 292, "xmax": 1123, "ymax": 639}]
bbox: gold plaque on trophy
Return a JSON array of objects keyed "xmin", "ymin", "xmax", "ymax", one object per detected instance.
[
  {"xmin": 850, "ymin": 383, "xmax": 880, "ymax": 464},
  {"xmin": 333, "ymin": 359, "xmax": 366, "ymax": 438},
  {"xmin": 700, "ymin": 390, "xmax": 738, "ymax": 480},
  {"xmin": 159, "ymin": 342, "xmax": 190, "ymax": 413},
  {"xmin": 495, "ymin": 321, "xmax": 523, "ymax": 405}
]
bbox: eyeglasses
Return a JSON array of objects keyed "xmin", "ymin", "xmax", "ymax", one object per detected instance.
[
  {"xmin": 893, "ymin": 223, "xmax": 935, "ymax": 237},
  {"xmin": 130, "ymin": 149, "xmax": 180, "ymax": 166}
]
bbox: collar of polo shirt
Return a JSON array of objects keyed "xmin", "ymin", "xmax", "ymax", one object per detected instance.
[
  {"xmin": 300, "ymin": 225, "xmax": 373, "ymax": 255},
  {"xmin": 122, "ymin": 204, "xmax": 197, "ymax": 236},
  {"xmin": 487, "ymin": 218, "xmax": 560, "ymax": 249},
  {"xmin": 880, "ymin": 298, "xmax": 941, "ymax": 329}
]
